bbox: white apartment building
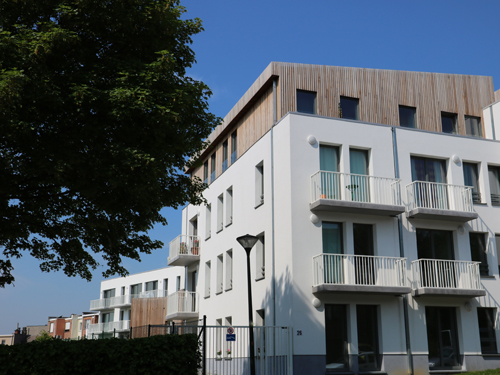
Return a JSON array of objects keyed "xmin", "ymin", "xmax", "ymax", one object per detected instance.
[{"xmin": 91, "ymin": 63, "xmax": 500, "ymax": 374}]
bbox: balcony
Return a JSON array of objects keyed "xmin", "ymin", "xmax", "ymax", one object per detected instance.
[
  {"xmin": 88, "ymin": 320, "xmax": 130, "ymax": 334},
  {"xmin": 312, "ymin": 254, "xmax": 410, "ymax": 295},
  {"xmin": 89, "ymin": 290, "xmax": 169, "ymax": 311},
  {"xmin": 310, "ymin": 171, "xmax": 405, "ymax": 216},
  {"xmin": 411, "ymin": 259, "xmax": 485, "ymax": 298},
  {"xmin": 406, "ymin": 181, "xmax": 478, "ymax": 222},
  {"xmin": 168, "ymin": 235, "xmax": 200, "ymax": 266},
  {"xmin": 165, "ymin": 291, "xmax": 198, "ymax": 321}
]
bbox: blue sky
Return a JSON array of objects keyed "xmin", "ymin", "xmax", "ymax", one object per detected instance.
[{"xmin": 1, "ymin": 0, "xmax": 500, "ymax": 335}]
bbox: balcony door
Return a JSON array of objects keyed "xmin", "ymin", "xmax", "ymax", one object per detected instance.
[
  {"xmin": 417, "ymin": 229, "xmax": 455, "ymax": 288},
  {"xmin": 320, "ymin": 146, "xmax": 340, "ymax": 199},
  {"xmin": 425, "ymin": 307, "xmax": 461, "ymax": 370},
  {"xmin": 350, "ymin": 149, "xmax": 370, "ymax": 202},
  {"xmin": 322, "ymin": 222, "xmax": 343, "ymax": 284},
  {"xmin": 353, "ymin": 224, "xmax": 375, "ymax": 285},
  {"xmin": 411, "ymin": 157, "xmax": 448, "ymax": 209}
]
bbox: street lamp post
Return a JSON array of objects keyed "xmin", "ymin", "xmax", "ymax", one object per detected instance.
[{"xmin": 237, "ymin": 234, "xmax": 259, "ymax": 375}]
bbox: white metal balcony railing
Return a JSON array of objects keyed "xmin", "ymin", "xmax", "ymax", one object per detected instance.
[
  {"xmin": 90, "ymin": 290, "xmax": 169, "ymax": 310},
  {"xmin": 168, "ymin": 235, "xmax": 200, "ymax": 261},
  {"xmin": 88, "ymin": 320, "xmax": 130, "ymax": 334},
  {"xmin": 311, "ymin": 171, "xmax": 402, "ymax": 206},
  {"xmin": 411, "ymin": 259, "xmax": 482, "ymax": 291},
  {"xmin": 166, "ymin": 291, "xmax": 198, "ymax": 316},
  {"xmin": 312, "ymin": 254, "xmax": 407, "ymax": 288},
  {"xmin": 406, "ymin": 181, "xmax": 474, "ymax": 212}
]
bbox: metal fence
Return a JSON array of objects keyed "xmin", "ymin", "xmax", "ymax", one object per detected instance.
[{"xmin": 128, "ymin": 318, "xmax": 293, "ymax": 375}]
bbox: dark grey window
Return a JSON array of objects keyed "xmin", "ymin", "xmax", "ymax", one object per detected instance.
[
  {"xmin": 417, "ymin": 229, "xmax": 454, "ymax": 261},
  {"xmin": 463, "ymin": 163, "xmax": 481, "ymax": 203},
  {"xmin": 297, "ymin": 90, "xmax": 317, "ymax": 115},
  {"xmin": 488, "ymin": 166, "xmax": 500, "ymax": 206},
  {"xmin": 222, "ymin": 140, "xmax": 228, "ymax": 172},
  {"xmin": 210, "ymin": 153, "xmax": 216, "ymax": 183},
  {"xmin": 103, "ymin": 289, "xmax": 115, "ymax": 298},
  {"xmin": 353, "ymin": 224, "xmax": 375, "ymax": 285},
  {"xmin": 357, "ymin": 305, "xmax": 380, "ymax": 371},
  {"xmin": 426, "ymin": 307, "xmax": 461, "ymax": 369},
  {"xmin": 465, "ymin": 116, "xmax": 482, "ymax": 137},
  {"xmin": 203, "ymin": 161, "xmax": 208, "ymax": 184},
  {"xmin": 441, "ymin": 112, "xmax": 458, "ymax": 134},
  {"xmin": 340, "ymin": 96, "xmax": 359, "ymax": 120},
  {"xmin": 477, "ymin": 308, "xmax": 497, "ymax": 354},
  {"xmin": 399, "ymin": 105, "xmax": 416, "ymax": 128},
  {"xmin": 231, "ymin": 131, "xmax": 237, "ymax": 164},
  {"xmin": 325, "ymin": 304, "xmax": 349, "ymax": 370},
  {"xmin": 130, "ymin": 284, "xmax": 142, "ymax": 295},
  {"xmin": 470, "ymin": 233, "xmax": 488, "ymax": 276},
  {"xmin": 145, "ymin": 280, "xmax": 158, "ymax": 291}
]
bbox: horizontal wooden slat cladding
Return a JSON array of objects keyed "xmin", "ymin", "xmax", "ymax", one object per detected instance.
[
  {"xmin": 131, "ymin": 297, "xmax": 169, "ymax": 328},
  {"xmin": 273, "ymin": 63, "xmax": 494, "ymax": 135}
]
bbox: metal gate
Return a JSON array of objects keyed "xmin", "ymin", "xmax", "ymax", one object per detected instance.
[{"xmin": 174, "ymin": 319, "xmax": 293, "ymax": 375}]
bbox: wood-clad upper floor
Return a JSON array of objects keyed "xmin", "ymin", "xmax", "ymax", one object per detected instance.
[{"xmin": 189, "ymin": 62, "xmax": 496, "ymax": 182}]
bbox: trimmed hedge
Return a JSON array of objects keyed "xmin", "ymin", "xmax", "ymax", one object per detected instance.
[{"xmin": 0, "ymin": 334, "xmax": 200, "ymax": 375}]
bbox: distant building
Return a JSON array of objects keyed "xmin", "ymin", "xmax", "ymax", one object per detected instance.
[
  {"xmin": 47, "ymin": 313, "xmax": 98, "ymax": 340},
  {"xmin": 0, "ymin": 334, "xmax": 13, "ymax": 345}
]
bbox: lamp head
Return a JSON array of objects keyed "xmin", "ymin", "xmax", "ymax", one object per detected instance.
[{"xmin": 236, "ymin": 234, "xmax": 259, "ymax": 253}]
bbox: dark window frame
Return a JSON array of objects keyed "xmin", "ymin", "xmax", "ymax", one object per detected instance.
[
  {"xmin": 399, "ymin": 105, "xmax": 417, "ymax": 128},
  {"xmin": 296, "ymin": 89, "xmax": 317, "ymax": 115},
  {"xmin": 340, "ymin": 96, "xmax": 360, "ymax": 120},
  {"xmin": 441, "ymin": 112, "xmax": 458, "ymax": 134},
  {"xmin": 465, "ymin": 115, "xmax": 482, "ymax": 137},
  {"xmin": 477, "ymin": 307, "xmax": 498, "ymax": 354}
]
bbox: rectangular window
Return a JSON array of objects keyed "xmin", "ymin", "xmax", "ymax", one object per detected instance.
[
  {"xmin": 130, "ymin": 283, "xmax": 142, "ymax": 295},
  {"xmin": 205, "ymin": 261, "xmax": 211, "ymax": 297},
  {"xmin": 163, "ymin": 278, "xmax": 168, "ymax": 293},
  {"xmin": 226, "ymin": 250, "xmax": 233, "ymax": 291},
  {"xmin": 349, "ymin": 149, "xmax": 370, "ymax": 202},
  {"xmin": 121, "ymin": 286, "xmax": 125, "ymax": 295},
  {"xmin": 103, "ymin": 288, "xmax": 115, "ymax": 299},
  {"xmin": 222, "ymin": 140, "xmax": 228, "ymax": 172},
  {"xmin": 205, "ymin": 204, "xmax": 211, "ymax": 240},
  {"xmin": 65, "ymin": 322, "xmax": 70, "ymax": 331},
  {"xmin": 176, "ymin": 276, "xmax": 181, "ymax": 291},
  {"xmin": 411, "ymin": 156, "xmax": 448, "ymax": 210},
  {"xmin": 85, "ymin": 320, "xmax": 90, "ymax": 332},
  {"xmin": 216, "ymin": 254, "xmax": 223, "ymax": 294},
  {"xmin": 226, "ymin": 187, "xmax": 233, "ymax": 226},
  {"xmin": 120, "ymin": 310, "xmax": 125, "ymax": 321},
  {"xmin": 463, "ymin": 162, "xmax": 481, "ymax": 203},
  {"xmin": 102, "ymin": 312, "xmax": 114, "ymax": 323},
  {"xmin": 488, "ymin": 166, "xmax": 500, "ymax": 206},
  {"xmin": 325, "ymin": 304, "xmax": 349, "ymax": 370},
  {"xmin": 340, "ymin": 96, "xmax": 359, "ymax": 120},
  {"xmin": 477, "ymin": 308, "xmax": 497, "ymax": 354},
  {"xmin": 465, "ymin": 115, "xmax": 482, "ymax": 137},
  {"xmin": 357, "ymin": 305, "xmax": 380, "ymax": 371},
  {"xmin": 217, "ymin": 194, "xmax": 223, "ymax": 233},
  {"xmin": 79, "ymin": 322, "xmax": 82, "ymax": 332},
  {"xmin": 399, "ymin": 105, "xmax": 416, "ymax": 128},
  {"xmin": 203, "ymin": 161, "xmax": 208, "ymax": 184},
  {"xmin": 145, "ymin": 280, "xmax": 158, "ymax": 291},
  {"xmin": 216, "ymin": 318, "xmax": 222, "ymax": 356},
  {"xmin": 210, "ymin": 153, "xmax": 216, "ymax": 183},
  {"xmin": 441, "ymin": 112, "xmax": 458, "ymax": 134},
  {"xmin": 353, "ymin": 224, "xmax": 375, "ymax": 285},
  {"xmin": 256, "ymin": 234, "xmax": 265, "ymax": 280},
  {"xmin": 255, "ymin": 162, "xmax": 264, "ymax": 207},
  {"xmin": 322, "ymin": 222, "xmax": 344, "ymax": 284},
  {"xmin": 426, "ymin": 307, "xmax": 460, "ymax": 369},
  {"xmin": 49, "ymin": 323, "xmax": 54, "ymax": 333},
  {"xmin": 470, "ymin": 233, "xmax": 489, "ymax": 276},
  {"xmin": 231, "ymin": 131, "xmax": 237, "ymax": 164},
  {"xmin": 297, "ymin": 89, "xmax": 317, "ymax": 114},
  {"xmin": 319, "ymin": 145, "xmax": 340, "ymax": 199}
]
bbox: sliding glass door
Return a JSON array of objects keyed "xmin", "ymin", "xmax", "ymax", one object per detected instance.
[{"xmin": 350, "ymin": 149, "xmax": 369, "ymax": 202}]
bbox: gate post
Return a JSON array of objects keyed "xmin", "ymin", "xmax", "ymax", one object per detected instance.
[
  {"xmin": 148, "ymin": 324, "xmax": 151, "ymax": 337},
  {"xmin": 203, "ymin": 315, "xmax": 207, "ymax": 375}
]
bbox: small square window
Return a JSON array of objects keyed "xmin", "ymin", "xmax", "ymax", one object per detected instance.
[
  {"xmin": 441, "ymin": 112, "xmax": 457, "ymax": 134},
  {"xmin": 297, "ymin": 90, "xmax": 317, "ymax": 115},
  {"xmin": 399, "ymin": 105, "xmax": 416, "ymax": 128},
  {"xmin": 340, "ymin": 96, "xmax": 359, "ymax": 120},
  {"xmin": 465, "ymin": 115, "xmax": 482, "ymax": 137}
]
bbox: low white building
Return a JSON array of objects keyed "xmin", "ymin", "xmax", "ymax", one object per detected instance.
[{"xmin": 91, "ymin": 63, "xmax": 500, "ymax": 374}]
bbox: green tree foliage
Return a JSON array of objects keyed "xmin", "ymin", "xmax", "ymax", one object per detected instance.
[
  {"xmin": 34, "ymin": 330, "xmax": 53, "ymax": 342},
  {"xmin": 0, "ymin": 0, "xmax": 219, "ymax": 287}
]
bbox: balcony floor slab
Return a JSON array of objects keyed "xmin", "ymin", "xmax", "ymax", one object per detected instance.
[
  {"xmin": 167, "ymin": 254, "xmax": 200, "ymax": 267},
  {"xmin": 165, "ymin": 312, "xmax": 199, "ymax": 321},
  {"xmin": 310, "ymin": 199, "xmax": 405, "ymax": 216},
  {"xmin": 406, "ymin": 208, "xmax": 478, "ymax": 222},
  {"xmin": 313, "ymin": 284, "xmax": 411, "ymax": 295},
  {"xmin": 412, "ymin": 287, "xmax": 486, "ymax": 298}
]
